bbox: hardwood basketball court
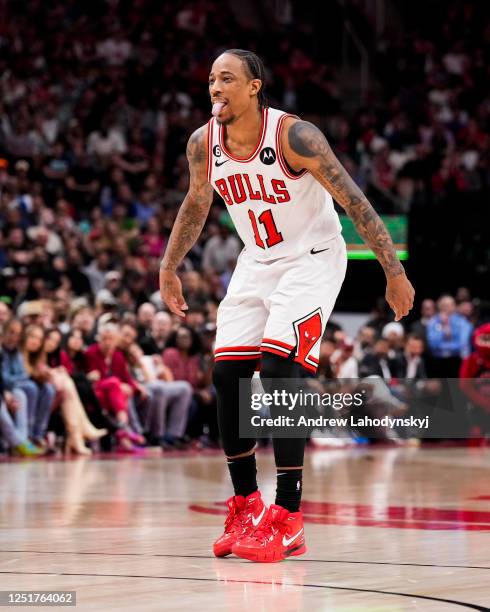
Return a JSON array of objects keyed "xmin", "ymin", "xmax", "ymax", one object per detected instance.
[{"xmin": 1, "ymin": 447, "xmax": 489, "ymax": 611}]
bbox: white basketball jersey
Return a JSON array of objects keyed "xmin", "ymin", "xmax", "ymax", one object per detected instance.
[{"xmin": 207, "ymin": 107, "xmax": 342, "ymax": 261}]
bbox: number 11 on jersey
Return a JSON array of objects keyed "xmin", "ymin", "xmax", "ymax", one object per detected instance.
[{"xmin": 248, "ymin": 209, "xmax": 284, "ymax": 249}]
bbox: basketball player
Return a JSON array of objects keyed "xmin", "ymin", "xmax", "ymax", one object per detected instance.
[{"xmin": 160, "ymin": 49, "xmax": 414, "ymax": 562}]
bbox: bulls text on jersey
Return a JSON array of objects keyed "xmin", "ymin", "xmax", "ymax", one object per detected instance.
[{"xmin": 215, "ymin": 173, "xmax": 291, "ymax": 206}]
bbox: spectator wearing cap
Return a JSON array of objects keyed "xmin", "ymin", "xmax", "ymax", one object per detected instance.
[
  {"xmin": 382, "ymin": 322, "xmax": 405, "ymax": 359},
  {"xmin": 17, "ymin": 300, "xmax": 44, "ymax": 328},
  {"xmin": 95, "ymin": 289, "xmax": 119, "ymax": 317},
  {"xmin": 1, "ymin": 318, "xmax": 55, "ymax": 444},
  {"xmin": 104, "ymin": 270, "xmax": 123, "ymax": 295}
]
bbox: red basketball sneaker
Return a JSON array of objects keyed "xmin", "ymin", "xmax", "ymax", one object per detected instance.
[
  {"xmin": 213, "ymin": 490, "xmax": 267, "ymax": 558},
  {"xmin": 232, "ymin": 504, "xmax": 306, "ymax": 562}
]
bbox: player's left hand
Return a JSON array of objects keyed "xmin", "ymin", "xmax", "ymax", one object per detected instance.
[{"xmin": 385, "ymin": 273, "xmax": 415, "ymax": 321}]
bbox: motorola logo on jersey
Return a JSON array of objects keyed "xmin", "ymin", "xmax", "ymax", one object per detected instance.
[
  {"xmin": 213, "ymin": 145, "xmax": 222, "ymax": 157},
  {"xmin": 260, "ymin": 147, "xmax": 276, "ymax": 165}
]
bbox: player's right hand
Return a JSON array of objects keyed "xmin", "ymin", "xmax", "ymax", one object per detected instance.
[
  {"xmin": 159, "ymin": 269, "xmax": 188, "ymax": 318},
  {"xmin": 385, "ymin": 273, "xmax": 415, "ymax": 321}
]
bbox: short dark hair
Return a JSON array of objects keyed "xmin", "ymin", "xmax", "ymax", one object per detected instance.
[
  {"xmin": 407, "ymin": 333, "xmax": 425, "ymax": 345},
  {"xmin": 166, "ymin": 324, "xmax": 202, "ymax": 356},
  {"xmin": 224, "ymin": 49, "xmax": 268, "ymax": 108}
]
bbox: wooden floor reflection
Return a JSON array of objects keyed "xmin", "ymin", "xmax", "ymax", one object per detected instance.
[{"xmin": 1, "ymin": 447, "xmax": 489, "ymax": 611}]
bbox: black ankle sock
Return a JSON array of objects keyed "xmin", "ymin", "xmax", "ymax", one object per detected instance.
[
  {"xmin": 275, "ymin": 469, "xmax": 303, "ymax": 513},
  {"xmin": 227, "ymin": 453, "xmax": 257, "ymax": 497}
]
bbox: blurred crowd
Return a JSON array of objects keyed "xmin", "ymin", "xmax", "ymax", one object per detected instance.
[
  {"xmin": 346, "ymin": 0, "xmax": 489, "ymax": 213},
  {"xmin": 0, "ymin": 0, "xmax": 488, "ymax": 456},
  {"xmin": 0, "ymin": 304, "xmax": 218, "ymax": 456},
  {"xmin": 1, "ymin": 286, "xmax": 488, "ymax": 457},
  {"xmin": 310, "ymin": 291, "xmax": 490, "ymax": 445}
]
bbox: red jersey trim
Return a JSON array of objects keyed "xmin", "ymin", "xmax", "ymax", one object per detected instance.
[
  {"xmin": 294, "ymin": 355, "xmax": 317, "ymax": 373},
  {"xmin": 215, "ymin": 345, "xmax": 261, "ymax": 353},
  {"xmin": 219, "ymin": 107, "xmax": 268, "ymax": 163},
  {"xmin": 215, "ymin": 354, "xmax": 260, "ymax": 362},
  {"xmin": 276, "ymin": 113, "xmax": 308, "ymax": 180},
  {"xmin": 215, "ymin": 345, "xmax": 261, "ymax": 360},
  {"xmin": 261, "ymin": 338, "xmax": 294, "ymax": 351},
  {"xmin": 206, "ymin": 118, "xmax": 214, "ymax": 183}
]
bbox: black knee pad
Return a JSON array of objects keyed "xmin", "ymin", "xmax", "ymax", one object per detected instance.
[
  {"xmin": 260, "ymin": 352, "xmax": 306, "ymax": 467},
  {"xmin": 260, "ymin": 351, "xmax": 302, "ymax": 380},
  {"xmin": 212, "ymin": 359, "xmax": 251, "ymax": 389},
  {"xmin": 213, "ymin": 359, "xmax": 258, "ymax": 457},
  {"xmin": 260, "ymin": 352, "xmax": 302, "ymax": 411}
]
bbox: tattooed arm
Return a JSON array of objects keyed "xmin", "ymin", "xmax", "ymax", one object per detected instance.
[
  {"xmin": 282, "ymin": 118, "xmax": 414, "ymax": 320},
  {"xmin": 160, "ymin": 125, "xmax": 214, "ymax": 317}
]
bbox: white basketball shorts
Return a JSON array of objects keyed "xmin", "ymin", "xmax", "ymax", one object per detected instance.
[{"xmin": 214, "ymin": 233, "xmax": 347, "ymax": 372}]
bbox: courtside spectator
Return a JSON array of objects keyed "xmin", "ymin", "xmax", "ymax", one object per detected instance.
[
  {"xmin": 2, "ymin": 319, "xmax": 55, "ymax": 445},
  {"xmin": 427, "ymin": 296, "xmax": 473, "ymax": 377}
]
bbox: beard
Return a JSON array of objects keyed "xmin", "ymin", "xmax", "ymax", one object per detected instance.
[{"xmin": 216, "ymin": 113, "xmax": 236, "ymax": 126}]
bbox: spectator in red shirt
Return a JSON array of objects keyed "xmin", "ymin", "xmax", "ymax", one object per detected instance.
[
  {"xmin": 163, "ymin": 325, "xmax": 218, "ymax": 446},
  {"xmin": 162, "ymin": 326, "xmax": 201, "ymax": 388},
  {"xmin": 85, "ymin": 323, "xmax": 145, "ymax": 450},
  {"xmin": 460, "ymin": 323, "xmax": 490, "ymax": 414}
]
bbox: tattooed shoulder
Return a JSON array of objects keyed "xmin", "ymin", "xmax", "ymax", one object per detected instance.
[
  {"xmin": 186, "ymin": 125, "xmax": 208, "ymax": 166},
  {"xmin": 287, "ymin": 120, "xmax": 329, "ymax": 159}
]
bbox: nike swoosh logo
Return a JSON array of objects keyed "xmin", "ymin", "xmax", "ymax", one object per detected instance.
[
  {"xmin": 215, "ymin": 159, "xmax": 229, "ymax": 167},
  {"xmin": 251, "ymin": 506, "xmax": 266, "ymax": 527},
  {"xmin": 310, "ymin": 247, "xmax": 330, "ymax": 255},
  {"xmin": 282, "ymin": 528, "xmax": 304, "ymax": 547}
]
